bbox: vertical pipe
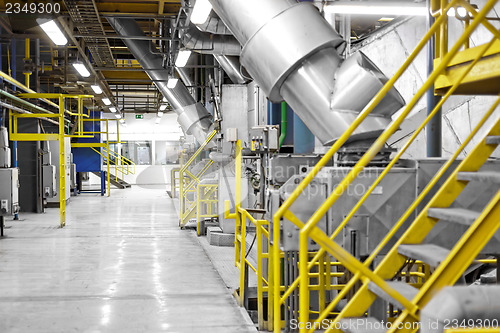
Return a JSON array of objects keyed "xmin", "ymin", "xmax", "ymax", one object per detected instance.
[
  {"xmin": 279, "ymin": 102, "xmax": 287, "ymax": 149},
  {"xmin": 24, "ymin": 39, "xmax": 30, "ymax": 89},
  {"xmin": 427, "ymin": 0, "xmax": 443, "ymax": 157},
  {"xmin": 11, "ymin": 40, "xmax": 19, "ymax": 220}
]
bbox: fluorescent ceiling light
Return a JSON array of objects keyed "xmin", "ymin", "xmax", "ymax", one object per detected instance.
[
  {"xmin": 163, "ymin": 97, "xmax": 168, "ymax": 102},
  {"xmin": 119, "ymin": 119, "xmax": 125, "ymax": 124},
  {"xmin": 167, "ymin": 78, "xmax": 179, "ymax": 89},
  {"xmin": 159, "ymin": 105, "xmax": 168, "ymax": 111},
  {"xmin": 324, "ymin": 3, "xmax": 428, "ymax": 16},
  {"xmin": 175, "ymin": 50, "xmax": 192, "ymax": 67},
  {"xmin": 38, "ymin": 19, "xmax": 68, "ymax": 46},
  {"xmin": 102, "ymin": 98, "xmax": 112, "ymax": 106},
  {"xmin": 72, "ymin": 63, "xmax": 91, "ymax": 77},
  {"xmin": 191, "ymin": 0, "xmax": 212, "ymax": 24},
  {"xmin": 157, "ymin": 111, "xmax": 164, "ymax": 117},
  {"xmin": 115, "ymin": 114, "xmax": 121, "ymax": 119},
  {"xmin": 155, "ymin": 117, "xmax": 161, "ymax": 125},
  {"xmin": 109, "ymin": 107, "xmax": 117, "ymax": 113},
  {"xmin": 91, "ymin": 85, "xmax": 103, "ymax": 94}
]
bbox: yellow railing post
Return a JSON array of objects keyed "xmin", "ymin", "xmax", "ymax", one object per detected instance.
[{"xmin": 58, "ymin": 96, "xmax": 66, "ymax": 227}]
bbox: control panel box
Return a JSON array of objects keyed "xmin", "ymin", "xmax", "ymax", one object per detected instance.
[
  {"xmin": 250, "ymin": 125, "xmax": 279, "ymax": 153},
  {"xmin": 0, "ymin": 168, "xmax": 20, "ymax": 216}
]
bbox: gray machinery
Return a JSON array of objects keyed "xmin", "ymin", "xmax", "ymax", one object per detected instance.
[
  {"xmin": 41, "ymin": 141, "xmax": 57, "ymax": 200},
  {"xmin": 0, "ymin": 127, "xmax": 20, "ymax": 236},
  {"xmin": 47, "ymin": 138, "xmax": 72, "ymax": 205}
]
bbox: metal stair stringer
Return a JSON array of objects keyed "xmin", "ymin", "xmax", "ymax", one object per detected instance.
[{"xmin": 332, "ymin": 112, "xmax": 500, "ymax": 330}]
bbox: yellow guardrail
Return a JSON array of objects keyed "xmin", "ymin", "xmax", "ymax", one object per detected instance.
[
  {"xmin": 171, "ymin": 168, "xmax": 181, "ymax": 198},
  {"xmin": 178, "ymin": 130, "xmax": 218, "ymax": 227},
  {"xmin": 196, "ymin": 182, "xmax": 218, "ymax": 236},
  {"xmin": 8, "ymin": 93, "xmax": 94, "ymax": 228},
  {"xmin": 267, "ymin": 0, "xmax": 500, "ymax": 332}
]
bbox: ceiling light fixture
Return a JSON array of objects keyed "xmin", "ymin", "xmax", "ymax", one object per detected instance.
[
  {"xmin": 157, "ymin": 111, "xmax": 164, "ymax": 117},
  {"xmin": 167, "ymin": 78, "xmax": 179, "ymax": 89},
  {"xmin": 191, "ymin": 0, "xmax": 213, "ymax": 25},
  {"xmin": 155, "ymin": 117, "xmax": 161, "ymax": 125},
  {"xmin": 109, "ymin": 107, "xmax": 117, "ymax": 113},
  {"xmin": 159, "ymin": 105, "xmax": 168, "ymax": 111},
  {"xmin": 115, "ymin": 113, "xmax": 121, "ymax": 119},
  {"xmin": 119, "ymin": 119, "xmax": 125, "ymax": 124},
  {"xmin": 175, "ymin": 50, "xmax": 192, "ymax": 67},
  {"xmin": 324, "ymin": 3, "xmax": 428, "ymax": 16},
  {"xmin": 102, "ymin": 98, "xmax": 112, "ymax": 106},
  {"xmin": 91, "ymin": 85, "xmax": 103, "ymax": 94},
  {"xmin": 38, "ymin": 19, "xmax": 68, "ymax": 46},
  {"xmin": 72, "ymin": 62, "xmax": 91, "ymax": 78}
]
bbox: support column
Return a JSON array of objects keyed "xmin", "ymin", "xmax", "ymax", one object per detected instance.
[{"xmin": 426, "ymin": 0, "xmax": 443, "ymax": 157}]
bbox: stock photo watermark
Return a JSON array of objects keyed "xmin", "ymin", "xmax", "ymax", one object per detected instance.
[{"xmin": 289, "ymin": 318, "xmax": 500, "ymax": 331}]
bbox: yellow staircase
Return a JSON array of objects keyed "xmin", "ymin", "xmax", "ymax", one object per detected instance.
[{"xmin": 269, "ymin": 0, "xmax": 500, "ymax": 332}]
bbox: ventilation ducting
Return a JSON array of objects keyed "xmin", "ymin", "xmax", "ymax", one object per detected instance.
[
  {"xmin": 107, "ymin": 17, "xmax": 214, "ymax": 146},
  {"xmin": 208, "ymin": 0, "xmax": 405, "ymax": 145}
]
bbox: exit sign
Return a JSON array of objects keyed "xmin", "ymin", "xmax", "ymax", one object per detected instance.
[{"xmin": 135, "ymin": 114, "xmax": 144, "ymax": 119}]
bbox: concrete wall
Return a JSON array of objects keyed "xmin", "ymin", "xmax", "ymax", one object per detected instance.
[{"xmin": 350, "ymin": 7, "xmax": 500, "ymax": 160}]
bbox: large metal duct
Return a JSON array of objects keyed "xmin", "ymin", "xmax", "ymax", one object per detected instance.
[
  {"xmin": 181, "ymin": 22, "xmax": 241, "ymax": 56},
  {"xmin": 421, "ymin": 286, "xmax": 500, "ymax": 333},
  {"xmin": 208, "ymin": 0, "xmax": 405, "ymax": 145},
  {"xmin": 107, "ymin": 18, "xmax": 213, "ymax": 146}
]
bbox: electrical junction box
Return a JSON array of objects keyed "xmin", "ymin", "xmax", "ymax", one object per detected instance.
[
  {"xmin": 250, "ymin": 125, "xmax": 279, "ymax": 153},
  {"xmin": 226, "ymin": 128, "xmax": 238, "ymax": 142},
  {"xmin": 0, "ymin": 168, "xmax": 20, "ymax": 216}
]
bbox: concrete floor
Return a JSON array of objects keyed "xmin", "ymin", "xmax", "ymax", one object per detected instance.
[{"xmin": 0, "ymin": 186, "xmax": 257, "ymax": 333}]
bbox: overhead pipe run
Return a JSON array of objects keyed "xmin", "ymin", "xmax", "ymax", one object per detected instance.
[
  {"xmin": 107, "ymin": 17, "xmax": 214, "ymax": 146},
  {"xmin": 208, "ymin": 0, "xmax": 405, "ymax": 145}
]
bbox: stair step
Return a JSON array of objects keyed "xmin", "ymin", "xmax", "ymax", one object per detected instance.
[
  {"xmin": 398, "ymin": 244, "xmax": 450, "ymax": 267},
  {"xmin": 339, "ymin": 318, "xmax": 386, "ymax": 333},
  {"xmin": 368, "ymin": 281, "xmax": 418, "ymax": 310},
  {"xmin": 486, "ymin": 136, "xmax": 500, "ymax": 145},
  {"xmin": 457, "ymin": 171, "xmax": 500, "ymax": 184},
  {"xmin": 427, "ymin": 208, "xmax": 481, "ymax": 226}
]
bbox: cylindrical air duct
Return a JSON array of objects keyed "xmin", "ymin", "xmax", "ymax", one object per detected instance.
[
  {"xmin": 209, "ymin": 0, "xmax": 405, "ymax": 145},
  {"xmin": 107, "ymin": 17, "xmax": 214, "ymax": 146}
]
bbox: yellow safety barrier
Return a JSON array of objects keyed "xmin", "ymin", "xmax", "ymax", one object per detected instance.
[
  {"xmin": 171, "ymin": 168, "xmax": 181, "ymax": 198},
  {"xmin": 178, "ymin": 130, "xmax": 218, "ymax": 227},
  {"xmin": 196, "ymin": 182, "xmax": 218, "ymax": 236}
]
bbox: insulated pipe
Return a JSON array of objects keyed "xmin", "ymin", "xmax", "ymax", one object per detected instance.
[
  {"xmin": 181, "ymin": 22, "xmax": 241, "ymax": 56},
  {"xmin": 279, "ymin": 102, "xmax": 288, "ymax": 149},
  {"xmin": 213, "ymin": 55, "xmax": 249, "ymax": 84},
  {"xmin": 107, "ymin": 18, "xmax": 214, "ymax": 146},
  {"xmin": 209, "ymin": 0, "xmax": 405, "ymax": 145},
  {"xmin": 421, "ymin": 286, "xmax": 500, "ymax": 333}
]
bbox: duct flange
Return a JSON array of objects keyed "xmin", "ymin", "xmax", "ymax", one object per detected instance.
[{"xmin": 240, "ymin": 3, "xmax": 344, "ymax": 102}]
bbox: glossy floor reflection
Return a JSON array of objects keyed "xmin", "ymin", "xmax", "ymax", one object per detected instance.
[{"xmin": 0, "ymin": 186, "xmax": 256, "ymax": 333}]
